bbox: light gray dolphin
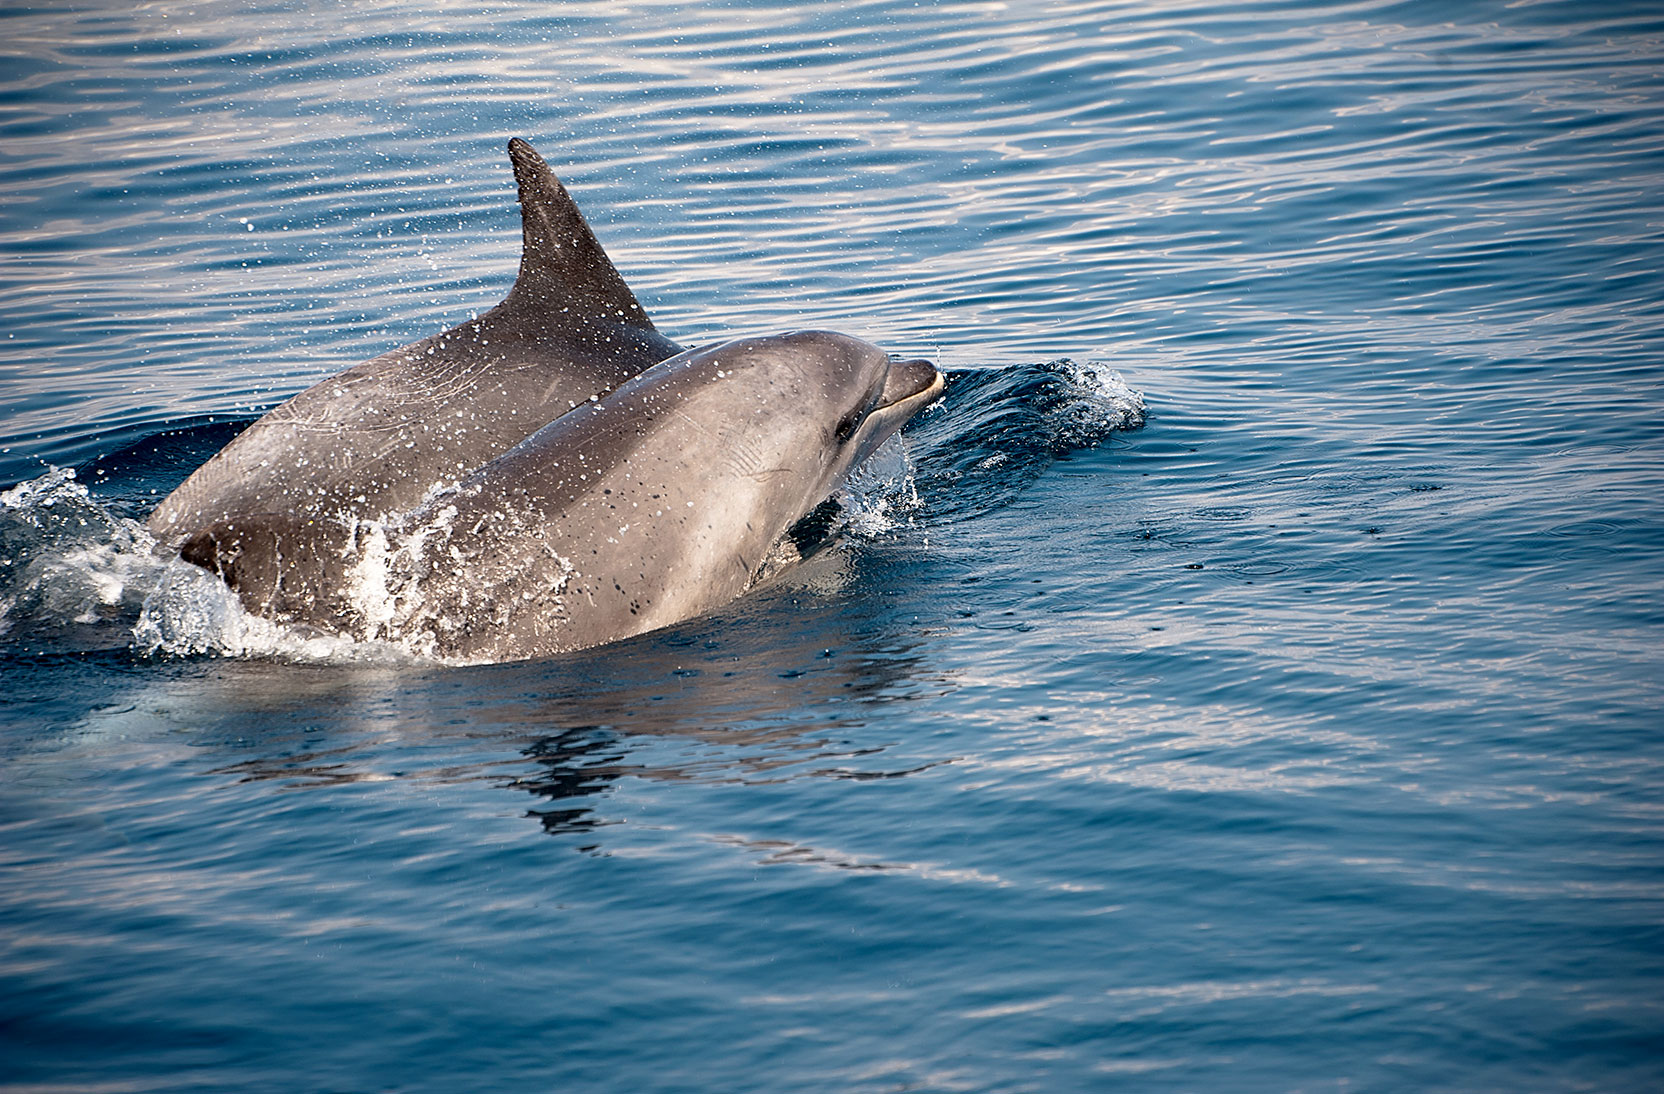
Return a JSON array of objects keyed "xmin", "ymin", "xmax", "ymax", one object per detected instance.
[
  {"xmin": 178, "ymin": 331, "xmax": 945, "ymax": 663},
  {"xmin": 148, "ymin": 138, "xmax": 682, "ymax": 542}
]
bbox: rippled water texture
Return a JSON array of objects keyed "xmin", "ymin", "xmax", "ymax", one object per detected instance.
[{"xmin": 3, "ymin": 2, "xmax": 1664, "ymax": 1091}]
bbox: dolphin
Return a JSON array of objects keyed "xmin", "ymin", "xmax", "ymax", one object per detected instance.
[
  {"xmin": 178, "ymin": 331, "xmax": 945, "ymax": 663},
  {"xmin": 147, "ymin": 138, "xmax": 682, "ymax": 543}
]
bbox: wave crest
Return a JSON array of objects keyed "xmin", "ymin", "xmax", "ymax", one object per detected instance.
[
  {"xmin": 1, "ymin": 468, "xmax": 164, "ymax": 642},
  {"xmin": 904, "ymin": 360, "xmax": 1145, "ymax": 524}
]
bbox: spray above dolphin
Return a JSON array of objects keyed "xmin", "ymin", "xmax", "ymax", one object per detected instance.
[
  {"xmin": 152, "ymin": 138, "xmax": 943, "ymax": 663},
  {"xmin": 148, "ymin": 138, "xmax": 683, "ymax": 543}
]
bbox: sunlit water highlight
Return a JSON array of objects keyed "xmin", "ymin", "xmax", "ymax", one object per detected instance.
[{"xmin": 3, "ymin": 2, "xmax": 1663, "ymax": 1091}]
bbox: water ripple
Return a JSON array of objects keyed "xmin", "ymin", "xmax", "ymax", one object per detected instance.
[{"xmin": 5, "ymin": 3, "xmax": 1664, "ymax": 1092}]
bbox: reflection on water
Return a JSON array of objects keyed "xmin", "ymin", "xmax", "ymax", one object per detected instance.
[
  {"xmin": 516, "ymin": 728, "xmax": 634, "ymax": 841},
  {"xmin": 93, "ymin": 546, "xmax": 955, "ymax": 844}
]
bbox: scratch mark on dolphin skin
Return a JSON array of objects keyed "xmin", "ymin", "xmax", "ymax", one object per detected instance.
[{"xmin": 674, "ymin": 410, "xmax": 716, "ymax": 438}]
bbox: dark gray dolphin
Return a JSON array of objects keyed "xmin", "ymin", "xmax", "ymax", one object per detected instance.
[
  {"xmin": 148, "ymin": 138, "xmax": 683, "ymax": 542},
  {"xmin": 179, "ymin": 331, "xmax": 945, "ymax": 663}
]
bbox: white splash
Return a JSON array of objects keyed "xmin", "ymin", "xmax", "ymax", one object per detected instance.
[
  {"xmin": 1054, "ymin": 360, "xmax": 1146, "ymax": 443},
  {"xmin": 1, "ymin": 467, "xmax": 168, "ymax": 637},
  {"xmin": 133, "ymin": 557, "xmax": 408, "ymax": 664},
  {"xmin": 839, "ymin": 434, "xmax": 923, "ymax": 537},
  {"xmin": 0, "ymin": 467, "xmax": 413, "ymax": 663},
  {"xmin": 344, "ymin": 518, "xmax": 399, "ymax": 634}
]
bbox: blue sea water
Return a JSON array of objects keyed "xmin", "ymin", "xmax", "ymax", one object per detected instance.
[{"xmin": 4, "ymin": 1, "xmax": 1664, "ymax": 1090}]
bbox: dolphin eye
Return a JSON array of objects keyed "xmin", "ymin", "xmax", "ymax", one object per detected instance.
[{"xmin": 835, "ymin": 381, "xmax": 884, "ymax": 444}]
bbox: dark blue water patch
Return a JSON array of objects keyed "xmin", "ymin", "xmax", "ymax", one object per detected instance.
[
  {"xmin": 76, "ymin": 416, "xmax": 257, "ymax": 507},
  {"xmin": 1, "ymin": 415, "xmax": 255, "ymax": 511},
  {"xmin": 906, "ymin": 362, "xmax": 1144, "ymax": 524}
]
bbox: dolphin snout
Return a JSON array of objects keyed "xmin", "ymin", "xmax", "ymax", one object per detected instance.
[{"xmin": 881, "ymin": 357, "xmax": 944, "ymax": 408}]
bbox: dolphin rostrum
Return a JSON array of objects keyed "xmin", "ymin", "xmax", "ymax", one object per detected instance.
[
  {"xmin": 148, "ymin": 138, "xmax": 683, "ymax": 543},
  {"xmin": 178, "ymin": 331, "xmax": 945, "ymax": 663}
]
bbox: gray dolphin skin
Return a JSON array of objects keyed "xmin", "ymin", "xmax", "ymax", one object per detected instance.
[
  {"xmin": 148, "ymin": 138, "xmax": 683, "ymax": 542},
  {"xmin": 179, "ymin": 331, "xmax": 945, "ymax": 663}
]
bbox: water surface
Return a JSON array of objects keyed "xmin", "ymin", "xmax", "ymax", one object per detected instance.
[{"xmin": 3, "ymin": 2, "xmax": 1663, "ymax": 1091}]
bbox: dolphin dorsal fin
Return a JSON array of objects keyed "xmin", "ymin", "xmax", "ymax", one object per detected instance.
[{"xmin": 505, "ymin": 137, "xmax": 657, "ymax": 331}]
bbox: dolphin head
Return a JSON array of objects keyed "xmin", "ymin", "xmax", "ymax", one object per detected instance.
[{"xmin": 668, "ymin": 329, "xmax": 943, "ymax": 495}]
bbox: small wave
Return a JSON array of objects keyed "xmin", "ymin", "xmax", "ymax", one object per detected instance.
[
  {"xmin": 0, "ymin": 467, "xmax": 167, "ymax": 645},
  {"xmin": 0, "ymin": 466, "xmax": 411, "ymax": 664},
  {"xmin": 1045, "ymin": 361, "xmax": 1147, "ymax": 450},
  {"xmin": 904, "ymin": 359, "xmax": 1145, "ymax": 524}
]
